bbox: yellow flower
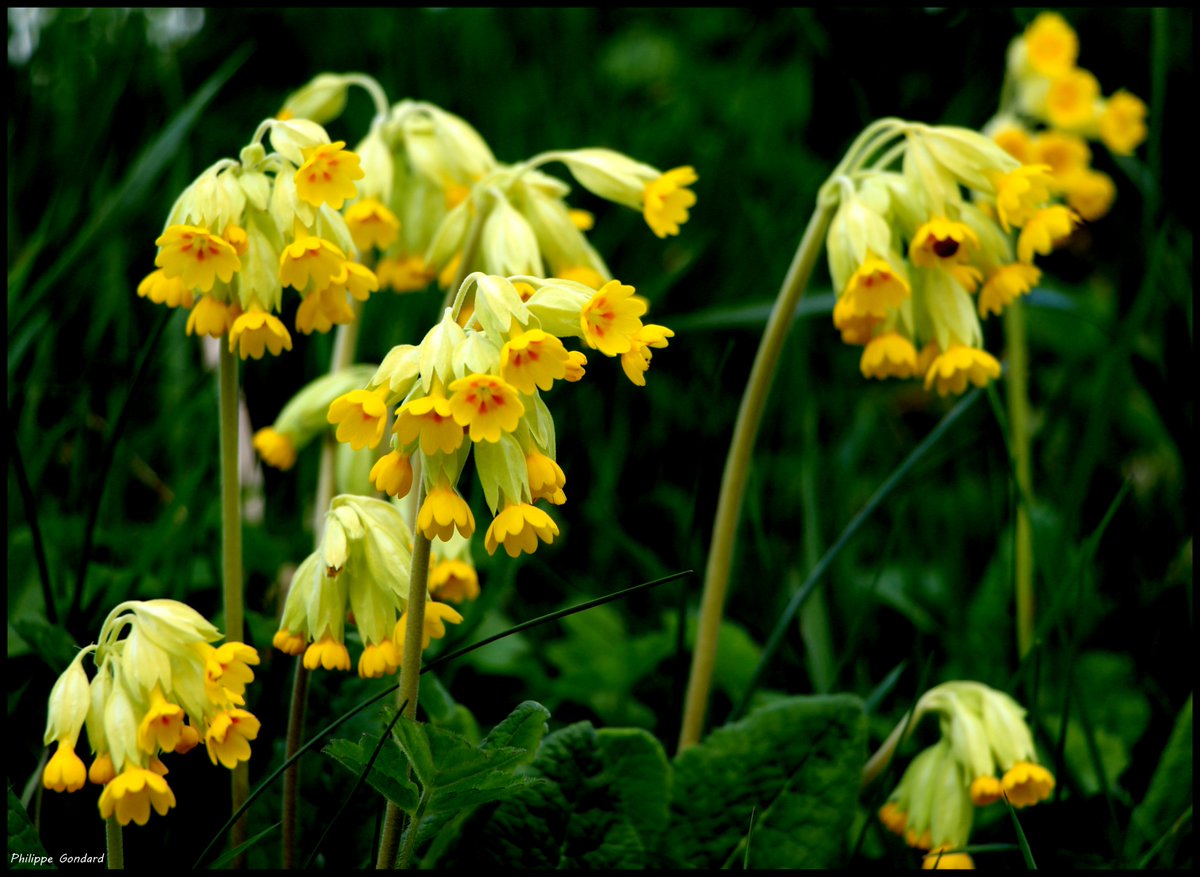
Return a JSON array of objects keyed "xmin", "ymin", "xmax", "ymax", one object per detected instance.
[
  {"xmin": 273, "ymin": 629, "xmax": 307, "ymax": 656},
  {"xmin": 279, "ymin": 236, "xmax": 347, "ymax": 291},
  {"xmin": 204, "ymin": 709, "xmax": 261, "ymax": 770},
  {"xmin": 136, "ymin": 688, "xmax": 185, "ymax": 754},
  {"xmin": 501, "ymin": 330, "xmax": 571, "ymax": 394},
  {"xmin": 978, "ymin": 264, "xmax": 1041, "ymax": 319},
  {"xmin": 98, "ymin": 767, "xmax": 176, "ymax": 826},
  {"xmin": 204, "ymin": 642, "xmax": 260, "ymax": 702},
  {"xmin": 1098, "ymin": 91, "xmax": 1147, "ymax": 156},
  {"xmin": 580, "ymin": 280, "xmax": 648, "ymax": 356},
  {"xmin": 417, "ymin": 482, "xmax": 476, "ymax": 542},
  {"xmin": 447, "ymin": 374, "xmax": 525, "ymax": 443},
  {"xmin": 43, "ymin": 741, "xmax": 87, "ymax": 792},
  {"xmin": 229, "ymin": 309, "xmax": 294, "ymax": 360},
  {"xmin": 1032, "ymin": 132, "xmax": 1090, "ymax": 189},
  {"xmin": 137, "ymin": 269, "xmax": 195, "ymax": 309},
  {"xmin": 429, "ymin": 559, "xmax": 479, "ymax": 603},
  {"xmin": 922, "ymin": 847, "xmax": 975, "ymax": 870},
  {"xmin": 394, "ymin": 602, "xmax": 464, "ymax": 651},
  {"xmin": 327, "ymin": 388, "xmax": 389, "ymax": 451},
  {"xmin": 377, "ymin": 255, "xmax": 435, "ymax": 293},
  {"xmin": 568, "ymin": 208, "xmax": 594, "ymax": 231},
  {"xmin": 1017, "ymin": 206, "xmax": 1079, "ymax": 264},
  {"xmin": 357, "ymin": 640, "xmax": 400, "ymax": 679},
  {"xmin": 1062, "ymin": 168, "xmax": 1116, "ymax": 222},
  {"xmin": 969, "ymin": 775, "xmax": 1004, "ymax": 806},
  {"xmin": 860, "ymin": 332, "xmax": 918, "ymax": 380},
  {"xmin": 923, "ymin": 345, "xmax": 1002, "ymax": 396},
  {"xmin": 620, "ymin": 323, "xmax": 674, "ymax": 387},
  {"xmin": 88, "ymin": 753, "xmax": 116, "ymax": 786},
  {"xmin": 564, "ymin": 350, "xmax": 588, "ymax": 382},
  {"xmin": 253, "ymin": 427, "xmax": 297, "ymax": 471},
  {"xmin": 294, "ymin": 141, "xmax": 364, "ymax": 210},
  {"xmin": 556, "ymin": 266, "xmax": 604, "ymax": 289},
  {"xmin": 295, "ymin": 284, "xmax": 355, "ymax": 335},
  {"xmin": 989, "ymin": 165, "xmax": 1054, "ymax": 232},
  {"xmin": 369, "ymin": 451, "xmax": 414, "ymax": 499},
  {"xmin": 223, "ymin": 223, "xmax": 249, "ymax": 256},
  {"xmin": 909, "ymin": 219, "xmax": 980, "ymax": 269},
  {"xmin": 1045, "ymin": 68, "xmax": 1100, "ymax": 130},
  {"xmin": 643, "ymin": 166, "xmax": 697, "ymax": 238},
  {"xmin": 186, "ymin": 297, "xmax": 239, "ymax": 338},
  {"xmin": 878, "ymin": 802, "xmax": 907, "ymax": 836},
  {"xmin": 843, "ymin": 257, "xmax": 910, "ymax": 317},
  {"xmin": 175, "ymin": 724, "xmax": 201, "ymax": 755},
  {"xmin": 154, "ymin": 225, "xmax": 240, "ymax": 292},
  {"xmin": 1023, "ymin": 12, "xmax": 1078, "ymax": 77},
  {"xmin": 336, "ymin": 262, "xmax": 380, "ymax": 302},
  {"xmin": 345, "ymin": 198, "xmax": 400, "ymax": 252},
  {"xmin": 832, "ymin": 295, "xmax": 880, "ymax": 346},
  {"xmin": 394, "ymin": 391, "xmax": 464, "ymax": 455},
  {"xmin": 484, "ymin": 503, "xmax": 560, "ymax": 558},
  {"xmin": 303, "ymin": 635, "xmax": 352, "ymax": 671},
  {"xmin": 990, "ymin": 124, "xmax": 1034, "ymax": 165},
  {"xmin": 526, "ymin": 451, "xmax": 567, "ymax": 505},
  {"xmin": 1001, "ymin": 761, "xmax": 1055, "ymax": 807}
]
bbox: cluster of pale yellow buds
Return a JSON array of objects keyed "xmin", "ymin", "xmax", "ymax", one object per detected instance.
[
  {"xmin": 42, "ymin": 600, "xmax": 260, "ymax": 826},
  {"xmin": 876, "ymin": 681, "xmax": 1055, "ymax": 869},
  {"xmin": 137, "ymin": 117, "xmax": 378, "ymax": 357}
]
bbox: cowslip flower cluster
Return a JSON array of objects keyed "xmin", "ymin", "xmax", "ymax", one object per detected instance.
[
  {"xmin": 823, "ymin": 121, "xmax": 1080, "ymax": 395},
  {"xmin": 330, "ymin": 272, "xmax": 673, "ymax": 559},
  {"xmin": 878, "ymin": 681, "xmax": 1055, "ymax": 869},
  {"xmin": 137, "ymin": 117, "xmax": 378, "ymax": 356},
  {"xmin": 984, "ymin": 12, "xmax": 1148, "ymax": 224},
  {"xmin": 42, "ymin": 600, "xmax": 260, "ymax": 826},
  {"xmin": 278, "ymin": 73, "xmax": 696, "ymax": 297},
  {"xmin": 273, "ymin": 495, "xmax": 464, "ymax": 677},
  {"xmin": 250, "ymin": 365, "xmax": 375, "ymax": 471}
]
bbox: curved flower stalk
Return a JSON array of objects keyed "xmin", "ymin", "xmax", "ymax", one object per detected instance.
[
  {"xmin": 41, "ymin": 600, "xmax": 261, "ymax": 826},
  {"xmin": 135, "ymin": 116, "xmax": 378, "ymax": 357},
  {"xmin": 869, "ymin": 681, "xmax": 1055, "ymax": 869},
  {"xmin": 327, "ymin": 272, "xmax": 674, "ymax": 560},
  {"xmin": 279, "ymin": 73, "xmax": 696, "ymax": 301}
]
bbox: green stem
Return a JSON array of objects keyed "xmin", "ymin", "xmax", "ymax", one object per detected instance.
[
  {"xmin": 218, "ymin": 342, "xmax": 248, "ymax": 860},
  {"xmin": 677, "ymin": 200, "xmax": 836, "ymax": 752},
  {"xmin": 106, "ymin": 817, "xmax": 124, "ymax": 870},
  {"xmin": 396, "ymin": 795, "xmax": 429, "ymax": 871},
  {"xmin": 1005, "ymin": 300, "xmax": 1035, "ymax": 658}
]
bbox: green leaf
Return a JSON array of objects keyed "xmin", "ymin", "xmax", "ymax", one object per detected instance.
[
  {"xmin": 7, "ymin": 784, "xmax": 51, "ymax": 868},
  {"xmin": 1126, "ymin": 695, "xmax": 1192, "ymax": 860},
  {"xmin": 668, "ymin": 694, "xmax": 866, "ymax": 869},
  {"xmin": 323, "ymin": 734, "xmax": 420, "ymax": 811},
  {"xmin": 597, "ymin": 728, "xmax": 671, "ymax": 854},
  {"xmin": 480, "ymin": 700, "xmax": 551, "ymax": 756}
]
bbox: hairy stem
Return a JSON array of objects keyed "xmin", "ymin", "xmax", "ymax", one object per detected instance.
[
  {"xmin": 106, "ymin": 817, "xmax": 124, "ymax": 870},
  {"xmin": 1005, "ymin": 300, "xmax": 1035, "ymax": 658}
]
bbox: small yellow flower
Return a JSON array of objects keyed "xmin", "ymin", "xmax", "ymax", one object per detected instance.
[
  {"xmin": 1017, "ymin": 206, "xmax": 1079, "ymax": 264},
  {"xmin": 1098, "ymin": 91, "xmax": 1148, "ymax": 156},
  {"xmin": 991, "ymin": 123, "xmax": 1034, "ymax": 164},
  {"xmin": 186, "ymin": 297, "xmax": 239, "ymax": 339},
  {"xmin": 447, "ymin": 374, "xmax": 525, "ymax": 443},
  {"xmin": 843, "ymin": 258, "xmax": 910, "ymax": 317},
  {"xmin": 273, "ymin": 629, "xmax": 307, "ymax": 656},
  {"xmin": 1023, "ymin": 12, "xmax": 1078, "ymax": 77},
  {"xmin": 922, "ymin": 847, "xmax": 975, "ymax": 870},
  {"xmin": 1001, "ymin": 761, "xmax": 1055, "ymax": 808},
  {"xmin": 369, "ymin": 451, "xmax": 414, "ymax": 498},
  {"xmin": 989, "ymin": 165, "xmax": 1054, "ymax": 232},
  {"xmin": 620, "ymin": 323, "xmax": 675, "ymax": 387},
  {"xmin": 1033, "ymin": 133, "xmax": 1090, "ymax": 189},
  {"xmin": 556, "ymin": 265, "xmax": 604, "ymax": 289},
  {"xmin": 378, "ymin": 255, "xmax": 436, "ymax": 293},
  {"xmin": 279, "ymin": 236, "xmax": 347, "ymax": 291},
  {"xmin": 909, "ymin": 219, "xmax": 980, "ymax": 269},
  {"xmin": 327, "ymin": 388, "xmax": 389, "ymax": 451},
  {"xmin": 253, "ymin": 427, "xmax": 297, "ymax": 471},
  {"xmin": 923, "ymin": 345, "xmax": 1002, "ymax": 396},
  {"xmin": 204, "ymin": 642, "xmax": 260, "ymax": 702},
  {"xmin": 294, "ymin": 141, "xmax": 364, "ymax": 210},
  {"xmin": 204, "ymin": 708, "xmax": 261, "ymax": 770},
  {"xmin": 303, "ymin": 636, "xmax": 352, "ymax": 671},
  {"xmin": 394, "ymin": 392, "xmax": 464, "ymax": 456},
  {"xmin": 1045, "ymin": 68, "xmax": 1100, "ymax": 130},
  {"xmin": 643, "ymin": 166, "xmax": 697, "ymax": 238},
  {"xmin": 223, "ymin": 223, "xmax": 249, "ymax": 256},
  {"xmin": 832, "ymin": 294, "xmax": 880, "ymax": 346},
  {"xmin": 137, "ymin": 269, "xmax": 195, "ymax": 309},
  {"xmin": 295, "ymin": 284, "xmax": 355, "ymax": 335},
  {"xmin": 970, "ymin": 775, "xmax": 1004, "ymax": 806},
  {"xmin": 98, "ymin": 767, "xmax": 176, "ymax": 826},
  {"xmin": 136, "ymin": 688, "xmax": 185, "ymax": 754},
  {"xmin": 155, "ymin": 225, "xmax": 240, "ymax": 292},
  {"xmin": 43, "ymin": 741, "xmax": 87, "ymax": 792},
  {"xmin": 345, "ymin": 198, "xmax": 400, "ymax": 252},
  {"xmin": 484, "ymin": 503, "xmax": 560, "ymax": 558},
  {"xmin": 175, "ymin": 724, "xmax": 201, "ymax": 755},
  {"xmin": 526, "ymin": 451, "xmax": 567, "ymax": 505},
  {"xmin": 564, "ymin": 350, "xmax": 588, "ymax": 382},
  {"xmin": 978, "ymin": 264, "xmax": 1041, "ymax": 319},
  {"xmin": 860, "ymin": 332, "xmax": 918, "ymax": 380},
  {"xmin": 878, "ymin": 802, "xmax": 907, "ymax": 837},
  {"xmin": 357, "ymin": 640, "xmax": 400, "ymax": 679},
  {"xmin": 1062, "ymin": 168, "xmax": 1116, "ymax": 222},
  {"xmin": 501, "ymin": 330, "xmax": 571, "ymax": 395},
  {"xmin": 429, "ymin": 559, "xmax": 479, "ymax": 603},
  {"xmin": 580, "ymin": 280, "xmax": 648, "ymax": 356},
  {"xmin": 335, "ymin": 262, "xmax": 380, "ymax": 302},
  {"xmin": 394, "ymin": 602, "xmax": 464, "ymax": 651},
  {"xmin": 88, "ymin": 753, "xmax": 116, "ymax": 786},
  {"xmin": 229, "ymin": 309, "xmax": 294, "ymax": 360},
  {"xmin": 568, "ymin": 208, "xmax": 594, "ymax": 231},
  {"xmin": 417, "ymin": 482, "xmax": 476, "ymax": 542}
]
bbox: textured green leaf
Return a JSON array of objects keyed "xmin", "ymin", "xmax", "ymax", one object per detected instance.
[
  {"xmin": 323, "ymin": 734, "xmax": 420, "ymax": 811},
  {"xmin": 1126, "ymin": 695, "xmax": 1192, "ymax": 859},
  {"xmin": 480, "ymin": 700, "xmax": 551, "ymax": 756},
  {"xmin": 7, "ymin": 784, "xmax": 51, "ymax": 869},
  {"xmin": 597, "ymin": 727, "xmax": 671, "ymax": 854},
  {"xmin": 668, "ymin": 694, "xmax": 866, "ymax": 869}
]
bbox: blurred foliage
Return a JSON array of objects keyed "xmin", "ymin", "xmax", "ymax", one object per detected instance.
[{"xmin": 7, "ymin": 7, "xmax": 1193, "ymax": 870}]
